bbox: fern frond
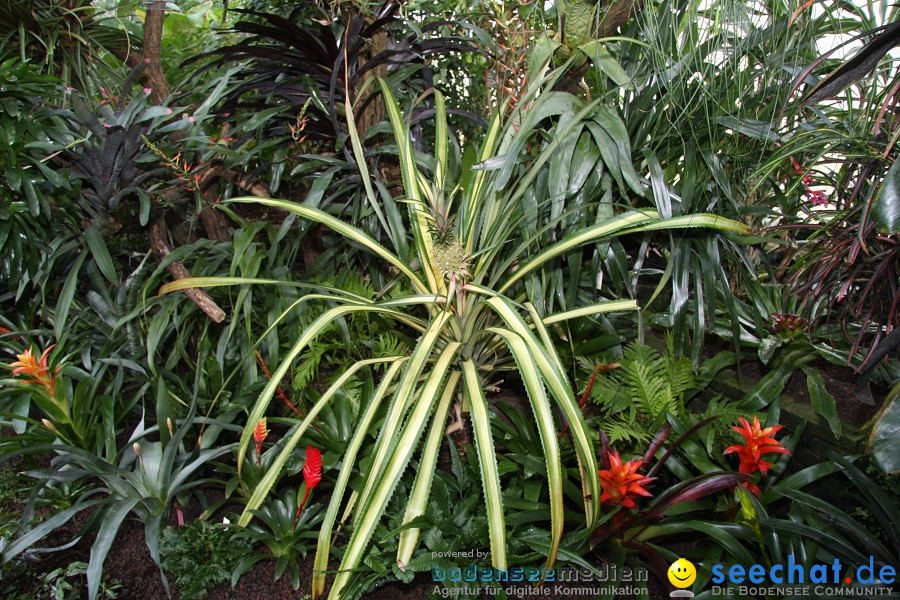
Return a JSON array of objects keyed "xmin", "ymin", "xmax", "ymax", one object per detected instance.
[{"xmin": 602, "ymin": 417, "xmax": 652, "ymax": 446}]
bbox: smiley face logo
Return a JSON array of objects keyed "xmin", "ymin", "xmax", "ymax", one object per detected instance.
[{"xmin": 667, "ymin": 558, "xmax": 696, "ymax": 588}]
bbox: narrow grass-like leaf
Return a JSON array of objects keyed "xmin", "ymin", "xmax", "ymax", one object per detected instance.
[
  {"xmin": 488, "ymin": 327, "xmax": 562, "ymax": 573},
  {"xmin": 330, "ymin": 343, "xmax": 461, "ymax": 599},
  {"xmin": 228, "ymin": 197, "xmax": 427, "ymax": 293},
  {"xmin": 462, "ymin": 359, "xmax": 507, "ymax": 570},
  {"xmin": 238, "ymin": 356, "xmax": 399, "ymax": 527},
  {"xmin": 543, "ymin": 300, "xmax": 639, "ymax": 324},
  {"xmin": 396, "ymin": 370, "xmax": 459, "ymax": 567},
  {"xmin": 312, "ymin": 359, "xmax": 407, "ymax": 599}
]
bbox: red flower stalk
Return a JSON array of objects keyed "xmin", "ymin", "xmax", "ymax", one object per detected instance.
[
  {"xmin": 293, "ymin": 446, "xmax": 322, "ymax": 530},
  {"xmin": 598, "ymin": 450, "xmax": 654, "ymax": 509},
  {"xmin": 255, "ymin": 351, "xmax": 304, "ymax": 418},
  {"xmin": 9, "ymin": 345, "xmax": 57, "ymax": 395},
  {"xmin": 724, "ymin": 416, "xmax": 790, "ymax": 495},
  {"xmin": 253, "ymin": 418, "xmax": 269, "ymax": 466},
  {"xmin": 558, "ymin": 362, "xmax": 620, "ymax": 440}
]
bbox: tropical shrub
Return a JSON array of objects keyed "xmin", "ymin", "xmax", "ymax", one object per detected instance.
[{"xmin": 164, "ymin": 59, "xmax": 750, "ymax": 598}]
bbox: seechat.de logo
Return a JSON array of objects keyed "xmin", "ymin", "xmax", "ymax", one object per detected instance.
[{"xmin": 667, "ymin": 555, "xmax": 896, "ymax": 598}]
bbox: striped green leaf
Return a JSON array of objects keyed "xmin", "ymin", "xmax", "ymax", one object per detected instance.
[
  {"xmin": 486, "ymin": 297, "xmax": 601, "ymax": 525},
  {"xmin": 377, "ymin": 79, "xmax": 443, "ymax": 294},
  {"xmin": 238, "ymin": 356, "xmax": 400, "ymax": 527},
  {"xmin": 499, "ymin": 210, "xmax": 659, "ymax": 293},
  {"xmin": 312, "ymin": 359, "xmax": 408, "ymax": 599},
  {"xmin": 462, "ymin": 359, "xmax": 507, "ymax": 570},
  {"xmin": 487, "ymin": 327, "xmax": 563, "ymax": 572},
  {"xmin": 330, "ymin": 343, "xmax": 461, "ymax": 599},
  {"xmin": 354, "ymin": 311, "xmax": 452, "ymax": 522},
  {"xmin": 543, "ymin": 299, "xmax": 639, "ymax": 324},
  {"xmin": 227, "ymin": 197, "xmax": 427, "ymax": 293},
  {"xmin": 236, "ymin": 303, "xmax": 414, "ymax": 479},
  {"xmin": 396, "ymin": 370, "xmax": 460, "ymax": 567}
]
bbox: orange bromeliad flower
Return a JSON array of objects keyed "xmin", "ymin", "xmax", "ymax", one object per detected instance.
[
  {"xmin": 724, "ymin": 416, "xmax": 790, "ymax": 495},
  {"xmin": 253, "ymin": 418, "xmax": 269, "ymax": 466},
  {"xmin": 9, "ymin": 345, "xmax": 57, "ymax": 395},
  {"xmin": 598, "ymin": 450, "xmax": 654, "ymax": 509},
  {"xmin": 724, "ymin": 416, "xmax": 790, "ymax": 475}
]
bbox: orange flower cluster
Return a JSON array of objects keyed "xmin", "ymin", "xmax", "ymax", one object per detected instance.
[
  {"xmin": 598, "ymin": 450, "xmax": 654, "ymax": 509},
  {"xmin": 9, "ymin": 345, "xmax": 57, "ymax": 395},
  {"xmin": 724, "ymin": 416, "xmax": 790, "ymax": 495}
]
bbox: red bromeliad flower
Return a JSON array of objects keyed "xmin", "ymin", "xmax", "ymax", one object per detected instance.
[
  {"xmin": 293, "ymin": 446, "xmax": 322, "ymax": 530},
  {"xmin": 9, "ymin": 345, "xmax": 57, "ymax": 395},
  {"xmin": 724, "ymin": 416, "xmax": 790, "ymax": 495},
  {"xmin": 253, "ymin": 418, "xmax": 269, "ymax": 466},
  {"xmin": 598, "ymin": 450, "xmax": 654, "ymax": 509}
]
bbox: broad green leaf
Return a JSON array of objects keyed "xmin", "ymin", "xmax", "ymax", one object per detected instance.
[
  {"xmin": 803, "ymin": 367, "xmax": 840, "ymax": 438},
  {"xmin": 868, "ymin": 384, "xmax": 900, "ymax": 475},
  {"xmin": 54, "ymin": 249, "xmax": 88, "ymax": 339},
  {"xmin": 742, "ymin": 363, "xmax": 793, "ymax": 410},
  {"xmin": 581, "ymin": 41, "xmax": 632, "ymax": 87},
  {"xmin": 84, "ymin": 227, "xmax": 118, "ymax": 285},
  {"xmin": 873, "ymin": 155, "xmax": 900, "ymax": 233}
]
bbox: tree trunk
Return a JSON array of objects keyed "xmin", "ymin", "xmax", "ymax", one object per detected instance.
[{"xmin": 141, "ymin": 1, "xmax": 171, "ymax": 105}]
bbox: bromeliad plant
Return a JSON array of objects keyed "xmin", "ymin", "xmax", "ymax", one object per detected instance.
[{"xmin": 166, "ymin": 63, "xmax": 749, "ymax": 599}]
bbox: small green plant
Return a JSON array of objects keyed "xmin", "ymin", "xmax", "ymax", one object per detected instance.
[
  {"xmin": 233, "ymin": 488, "xmax": 324, "ymax": 590},
  {"xmin": 160, "ymin": 520, "xmax": 251, "ymax": 600},
  {"xmin": 40, "ymin": 562, "xmax": 122, "ymax": 600}
]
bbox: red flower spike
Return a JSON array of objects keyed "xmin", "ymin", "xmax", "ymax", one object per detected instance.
[
  {"xmin": 10, "ymin": 345, "xmax": 57, "ymax": 395},
  {"xmin": 598, "ymin": 450, "xmax": 654, "ymax": 509},
  {"xmin": 253, "ymin": 418, "xmax": 269, "ymax": 466},
  {"xmin": 294, "ymin": 446, "xmax": 322, "ymax": 530}
]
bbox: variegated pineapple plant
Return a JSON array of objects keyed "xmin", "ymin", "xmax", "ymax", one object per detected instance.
[{"xmin": 175, "ymin": 61, "xmax": 749, "ymax": 599}]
